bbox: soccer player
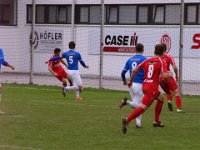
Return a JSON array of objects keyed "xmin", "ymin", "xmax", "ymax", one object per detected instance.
[
  {"xmin": 48, "ymin": 48, "xmax": 72, "ymax": 95},
  {"xmin": 49, "ymin": 41, "xmax": 89, "ymax": 100},
  {"xmin": 160, "ymin": 43, "xmax": 184, "ymax": 113},
  {"xmin": 119, "ymin": 43, "xmax": 147, "ymax": 128},
  {"xmin": 121, "ymin": 44, "xmax": 171, "ymax": 134},
  {"xmin": 0, "ymin": 48, "xmax": 15, "ymax": 114}
]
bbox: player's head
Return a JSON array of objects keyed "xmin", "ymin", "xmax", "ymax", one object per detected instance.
[
  {"xmin": 154, "ymin": 44, "xmax": 164, "ymax": 56},
  {"xmin": 69, "ymin": 41, "xmax": 76, "ymax": 49},
  {"xmin": 54, "ymin": 48, "xmax": 61, "ymax": 56},
  {"xmin": 161, "ymin": 43, "xmax": 167, "ymax": 52},
  {"xmin": 135, "ymin": 43, "xmax": 144, "ymax": 53}
]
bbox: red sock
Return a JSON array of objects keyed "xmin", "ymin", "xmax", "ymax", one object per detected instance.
[
  {"xmin": 127, "ymin": 107, "xmax": 144, "ymax": 124},
  {"xmin": 175, "ymin": 95, "xmax": 182, "ymax": 109},
  {"xmin": 167, "ymin": 93, "xmax": 173, "ymax": 102},
  {"xmin": 155, "ymin": 100, "xmax": 164, "ymax": 123}
]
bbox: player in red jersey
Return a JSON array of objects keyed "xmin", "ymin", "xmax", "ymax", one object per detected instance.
[
  {"xmin": 160, "ymin": 43, "xmax": 184, "ymax": 113},
  {"xmin": 121, "ymin": 44, "xmax": 171, "ymax": 134},
  {"xmin": 48, "ymin": 48, "xmax": 72, "ymax": 96}
]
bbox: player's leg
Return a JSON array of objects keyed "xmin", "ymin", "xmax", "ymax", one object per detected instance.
[
  {"xmin": 169, "ymin": 77, "xmax": 184, "ymax": 112},
  {"xmin": 119, "ymin": 83, "xmax": 141, "ymax": 108},
  {"xmin": 153, "ymin": 92, "xmax": 165, "ymax": 127},
  {"xmin": 172, "ymin": 89, "xmax": 184, "ymax": 112},
  {"xmin": 160, "ymin": 80, "xmax": 173, "ymax": 111},
  {"xmin": 73, "ymin": 71, "xmax": 83, "ymax": 100},
  {"xmin": 63, "ymin": 70, "xmax": 79, "ymax": 92},
  {"xmin": 122, "ymin": 93, "xmax": 153, "ymax": 134},
  {"xmin": 0, "ymin": 84, "xmax": 5, "ymax": 114}
]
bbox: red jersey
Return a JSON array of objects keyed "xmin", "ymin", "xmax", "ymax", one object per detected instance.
[
  {"xmin": 137, "ymin": 56, "xmax": 167, "ymax": 91},
  {"xmin": 48, "ymin": 54, "xmax": 61, "ymax": 69},
  {"xmin": 161, "ymin": 53, "xmax": 176, "ymax": 71}
]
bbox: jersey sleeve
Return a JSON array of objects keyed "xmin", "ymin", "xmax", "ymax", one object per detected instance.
[
  {"xmin": 137, "ymin": 60, "xmax": 146, "ymax": 70},
  {"xmin": 160, "ymin": 58, "xmax": 168, "ymax": 73},
  {"xmin": 123, "ymin": 59, "xmax": 130, "ymax": 71},
  {"xmin": 168, "ymin": 55, "xmax": 176, "ymax": 66},
  {"xmin": 78, "ymin": 52, "xmax": 82, "ymax": 61}
]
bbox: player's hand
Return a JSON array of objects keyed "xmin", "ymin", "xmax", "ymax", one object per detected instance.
[
  {"xmin": 11, "ymin": 66, "xmax": 15, "ymax": 70},
  {"xmin": 123, "ymin": 81, "xmax": 127, "ymax": 85},
  {"xmin": 128, "ymin": 82, "xmax": 132, "ymax": 88},
  {"xmin": 85, "ymin": 65, "xmax": 89, "ymax": 69},
  {"xmin": 53, "ymin": 73, "xmax": 58, "ymax": 76},
  {"xmin": 176, "ymin": 76, "xmax": 179, "ymax": 82},
  {"xmin": 45, "ymin": 60, "xmax": 49, "ymax": 64}
]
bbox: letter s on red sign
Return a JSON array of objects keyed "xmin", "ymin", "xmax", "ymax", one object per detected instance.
[{"xmin": 191, "ymin": 33, "xmax": 200, "ymax": 49}]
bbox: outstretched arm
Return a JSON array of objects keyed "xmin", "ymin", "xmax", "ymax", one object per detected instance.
[
  {"xmin": 61, "ymin": 59, "xmax": 68, "ymax": 68},
  {"xmin": 1, "ymin": 59, "xmax": 14, "ymax": 70},
  {"xmin": 79, "ymin": 60, "xmax": 89, "ymax": 68},
  {"xmin": 5, "ymin": 63, "xmax": 15, "ymax": 70}
]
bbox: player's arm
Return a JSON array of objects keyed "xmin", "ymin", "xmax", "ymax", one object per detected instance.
[
  {"xmin": 172, "ymin": 64, "xmax": 178, "ymax": 81},
  {"xmin": 170, "ymin": 56, "xmax": 178, "ymax": 81},
  {"xmin": 128, "ymin": 67, "xmax": 139, "ymax": 88},
  {"xmin": 78, "ymin": 53, "xmax": 89, "ymax": 68},
  {"xmin": 48, "ymin": 66, "xmax": 58, "ymax": 77},
  {"xmin": 1, "ymin": 59, "xmax": 15, "ymax": 70},
  {"xmin": 61, "ymin": 59, "xmax": 68, "ymax": 68},
  {"xmin": 161, "ymin": 60, "xmax": 171, "ymax": 79},
  {"xmin": 121, "ymin": 60, "xmax": 129, "ymax": 85}
]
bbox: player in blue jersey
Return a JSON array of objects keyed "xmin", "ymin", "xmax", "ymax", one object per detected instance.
[
  {"xmin": 0, "ymin": 48, "xmax": 15, "ymax": 114},
  {"xmin": 119, "ymin": 43, "xmax": 147, "ymax": 128},
  {"xmin": 48, "ymin": 41, "xmax": 89, "ymax": 100}
]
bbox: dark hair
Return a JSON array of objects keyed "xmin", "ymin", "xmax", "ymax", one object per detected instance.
[
  {"xmin": 154, "ymin": 44, "xmax": 164, "ymax": 56},
  {"xmin": 54, "ymin": 48, "xmax": 61, "ymax": 54},
  {"xmin": 161, "ymin": 43, "xmax": 167, "ymax": 52},
  {"xmin": 69, "ymin": 41, "xmax": 76, "ymax": 49},
  {"xmin": 135, "ymin": 43, "xmax": 144, "ymax": 53}
]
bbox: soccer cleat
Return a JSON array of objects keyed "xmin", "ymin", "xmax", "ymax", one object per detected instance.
[
  {"xmin": 153, "ymin": 121, "xmax": 165, "ymax": 127},
  {"xmin": 76, "ymin": 96, "xmax": 83, "ymax": 100},
  {"xmin": 168, "ymin": 101, "xmax": 173, "ymax": 111},
  {"xmin": 0, "ymin": 110, "xmax": 5, "ymax": 114},
  {"xmin": 118, "ymin": 97, "xmax": 128, "ymax": 108},
  {"xmin": 62, "ymin": 87, "xmax": 66, "ymax": 97},
  {"xmin": 122, "ymin": 118, "xmax": 128, "ymax": 134},
  {"xmin": 136, "ymin": 125, "xmax": 143, "ymax": 128},
  {"xmin": 176, "ymin": 109, "xmax": 184, "ymax": 113}
]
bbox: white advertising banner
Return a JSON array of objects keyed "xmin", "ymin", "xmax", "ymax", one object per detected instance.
[
  {"xmin": 89, "ymin": 27, "xmax": 180, "ymax": 57},
  {"xmin": 30, "ymin": 28, "xmax": 63, "ymax": 53}
]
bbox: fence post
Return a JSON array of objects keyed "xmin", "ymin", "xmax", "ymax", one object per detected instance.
[
  {"xmin": 71, "ymin": 0, "xmax": 75, "ymax": 41},
  {"xmin": 30, "ymin": 0, "xmax": 36, "ymax": 84},
  {"xmin": 99, "ymin": 0, "xmax": 104, "ymax": 88},
  {"xmin": 179, "ymin": 0, "xmax": 184, "ymax": 94}
]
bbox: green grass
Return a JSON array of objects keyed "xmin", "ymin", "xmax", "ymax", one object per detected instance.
[{"xmin": 0, "ymin": 84, "xmax": 200, "ymax": 150}]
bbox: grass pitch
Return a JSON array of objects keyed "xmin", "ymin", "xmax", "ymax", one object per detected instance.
[{"xmin": 0, "ymin": 84, "xmax": 200, "ymax": 150}]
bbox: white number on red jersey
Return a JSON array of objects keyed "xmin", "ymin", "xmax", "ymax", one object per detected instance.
[{"xmin": 147, "ymin": 64, "xmax": 154, "ymax": 78}]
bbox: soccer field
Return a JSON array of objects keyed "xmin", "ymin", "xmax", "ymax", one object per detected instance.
[{"xmin": 0, "ymin": 84, "xmax": 200, "ymax": 150}]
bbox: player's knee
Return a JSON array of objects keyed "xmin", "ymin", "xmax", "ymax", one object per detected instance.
[{"xmin": 140, "ymin": 104, "xmax": 147, "ymax": 110}]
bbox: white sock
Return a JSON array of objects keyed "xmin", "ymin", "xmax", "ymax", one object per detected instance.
[
  {"xmin": 127, "ymin": 100, "xmax": 140, "ymax": 108},
  {"xmin": 64, "ymin": 86, "xmax": 79, "ymax": 91},
  {"xmin": 136, "ymin": 115, "xmax": 142, "ymax": 126},
  {"xmin": 75, "ymin": 90, "xmax": 80, "ymax": 97}
]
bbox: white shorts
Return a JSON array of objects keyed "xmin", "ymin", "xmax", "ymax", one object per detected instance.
[
  {"xmin": 129, "ymin": 82, "xmax": 143, "ymax": 103},
  {"xmin": 68, "ymin": 70, "xmax": 82, "ymax": 86}
]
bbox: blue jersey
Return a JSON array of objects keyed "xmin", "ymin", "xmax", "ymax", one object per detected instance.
[
  {"xmin": 62, "ymin": 49, "xmax": 85, "ymax": 70},
  {"xmin": 0, "ymin": 48, "xmax": 8, "ymax": 69},
  {"xmin": 121, "ymin": 54, "xmax": 147, "ymax": 83}
]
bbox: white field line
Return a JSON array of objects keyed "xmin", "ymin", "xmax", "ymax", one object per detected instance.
[{"xmin": 0, "ymin": 144, "xmax": 42, "ymax": 150}]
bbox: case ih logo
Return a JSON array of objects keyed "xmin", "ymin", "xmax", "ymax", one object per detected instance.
[
  {"xmin": 103, "ymin": 33, "xmax": 138, "ymax": 53},
  {"xmin": 160, "ymin": 34, "xmax": 171, "ymax": 53}
]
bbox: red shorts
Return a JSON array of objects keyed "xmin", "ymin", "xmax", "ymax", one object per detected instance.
[
  {"xmin": 141, "ymin": 84, "xmax": 160, "ymax": 107},
  {"xmin": 53, "ymin": 66, "xmax": 67, "ymax": 82},
  {"xmin": 160, "ymin": 77, "xmax": 178, "ymax": 94}
]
